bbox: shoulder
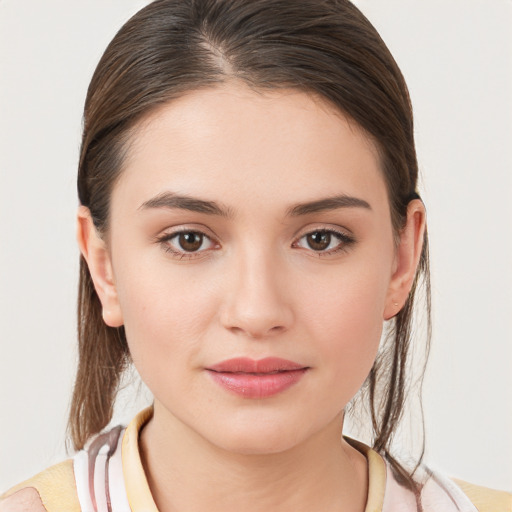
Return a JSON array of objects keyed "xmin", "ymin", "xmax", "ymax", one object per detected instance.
[
  {"xmin": 0, "ymin": 488, "xmax": 46, "ymax": 512},
  {"xmin": 0, "ymin": 459, "xmax": 80, "ymax": 512},
  {"xmin": 0, "ymin": 421, "xmax": 132, "ymax": 512},
  {"xmin": 452, "ymin": 478, "xmax": 512, "ymax": 512},
  {"xmin": 418, "ymin": 467, "xmax": 511, "ymax": 512},
  {"xmin": 380, "ymin": 454, "xmax": 511, "ymax": 512}
]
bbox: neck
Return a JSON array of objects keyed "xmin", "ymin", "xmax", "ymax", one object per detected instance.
[{"xmin": 139, "ymin": 404, "xmax": 368, "ymax": 512}]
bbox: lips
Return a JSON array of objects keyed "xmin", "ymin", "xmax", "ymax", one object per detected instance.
[{"xmin": 206, "ymin": 357, "xmax": 309, "ymax": 399}]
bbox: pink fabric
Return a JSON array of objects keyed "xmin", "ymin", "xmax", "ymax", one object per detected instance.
[
  {"xmin": 73, "ymin": 425, "xmax": 477, "ymax": 512},
  {"xmin": 382, "ymin": 463, "xmax": 478, "ymax": 512}
]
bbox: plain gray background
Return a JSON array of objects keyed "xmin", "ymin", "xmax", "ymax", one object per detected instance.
[{"xmin": 1, "ymin": 0, "xmax": 511, "ymax": 492}]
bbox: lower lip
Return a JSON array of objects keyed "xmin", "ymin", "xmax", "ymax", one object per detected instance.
[{"xmin": 207, "ymin": 369, "xmax": 308, "ymax": 399}]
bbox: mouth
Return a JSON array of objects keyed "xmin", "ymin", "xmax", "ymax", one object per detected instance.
[{"xmin": 205, "ymin": 357, "xmax": 309, "ymax": 399}]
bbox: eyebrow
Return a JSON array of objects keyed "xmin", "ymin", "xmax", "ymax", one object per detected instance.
[
  {"xmin": 138, "ymin": 192, "xmax": 371, "ymax": 217},
  {"xmin": 287, "ymin": 195, "xmax": 371, "ymax": 216},
  {"xmin": 139, "ymin": 192, "xmax": 233, "ymax": 218}
]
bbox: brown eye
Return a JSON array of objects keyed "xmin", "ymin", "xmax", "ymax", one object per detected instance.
[
  {"xmin": 294, "ymin": 228, "xmax": 355, "ymax": 255},
  {"xmin": 158, "ymin": 229, "xmax": 217, "ymax": 259},
  {"xmin": 178, "ymin": 232, "xmax": 204, "ymax": 252},
  {"xmin": 306, "ymin": 231, "xmax": 331, "ymax": 251}
]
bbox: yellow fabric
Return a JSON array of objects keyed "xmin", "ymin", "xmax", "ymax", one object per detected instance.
[
  {"xmin": 0, "ymin": 459, "xmax": 80, "ymax": 512},
  {"xmin": 122, "ymin": 407, "xmax": 389, "ymax": 512},
  {"xmin": 115, "ymin": 407, "xmax": 512, "ymax": 512},
  {"xmin": 345, "ymin": 437, "xmax": 387, "ymax": 512},
  {"xmin": 123, "ymin": 406, "xmax": 159, "ymax": 512},
  {"xmin": 452, "ymin": 478, "xmax": 512, "ymax": 512},
  {"xmin": 1, "ymin": 408, "xmax": 510, "ymax": 512}
]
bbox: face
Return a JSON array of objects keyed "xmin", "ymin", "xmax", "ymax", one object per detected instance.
[{"xmin": 86, "ymin": 82, "xmax": 412, "ymax": 455}]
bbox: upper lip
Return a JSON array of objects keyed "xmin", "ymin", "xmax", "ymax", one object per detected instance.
[{"xmin": 207, "ymin": 357, "xmax": 308, "ymax": 374}]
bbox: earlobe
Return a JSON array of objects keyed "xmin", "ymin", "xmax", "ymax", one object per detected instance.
[
  {"xmin": 76, "ymin": 206, "xmax": 124, "ymax": 327},
  {"xmin": 383, "ymin": 199, "xmax": 426, "ymax": 320}
]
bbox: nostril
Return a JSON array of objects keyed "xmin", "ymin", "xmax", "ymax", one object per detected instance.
[
  {"xmin": 226, "ymin": 323, "xmax": 287, "ymax": 339},
  {"xmin": 219, "ymin": 277, "xmax": 295, "ymax": 338}
]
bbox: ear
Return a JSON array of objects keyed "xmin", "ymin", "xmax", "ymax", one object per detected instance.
[
  {"xmin": 76, "ymin": 206, "xmax": 124, "ymax": 327},
  {"xmin": 383, "ymin": 199, "xmax": 426, "ymax": 320}
]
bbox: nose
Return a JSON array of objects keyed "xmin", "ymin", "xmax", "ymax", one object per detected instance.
[{"xmin": 219, "ymin": 248, "xmax": 294, "ymax": 339}]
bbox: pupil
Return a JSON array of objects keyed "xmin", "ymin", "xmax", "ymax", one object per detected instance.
[
  {"xmin": 308, "ymin": 231, "xmax": 330, "ymax": 251},
  {"xmin": 179, "ymin": 232, "xmax": 202, "ymax": 251}
]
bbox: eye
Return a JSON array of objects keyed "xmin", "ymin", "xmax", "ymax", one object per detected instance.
[
  {"xmin": 294, "ymin": 229, "xmax": 355, "ymax": 255},
  {"xmin": 157, "ymin": 229, "xmax": 217, "ymax": 258},
  {"xmin": 174, "ymin": 232, "xmax": 208, "ymax": 252}
]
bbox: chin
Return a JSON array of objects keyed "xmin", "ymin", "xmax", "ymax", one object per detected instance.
[{"xmin": 200, "ymin": 416, "xmax": 315, "ymax": 456}]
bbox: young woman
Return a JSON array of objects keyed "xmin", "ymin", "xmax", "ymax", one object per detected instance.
[{"xmin": 1, "ymin": 1, "xmax": 510, "ymax": 511}]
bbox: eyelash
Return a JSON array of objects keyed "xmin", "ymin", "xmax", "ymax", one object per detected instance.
[
  {"xmin": 292, "ymin": 228, "xmax": 356, "ymax": 257},
  {"xmin": 156, "ymin": 229, "xmax": 218, "ymax": 260},
  {"xmin": 156, "ymin": 227, "xmax": 356, "ymax": 260}
]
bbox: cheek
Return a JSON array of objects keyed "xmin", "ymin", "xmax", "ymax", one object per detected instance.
[
  {"xmin": 299, "ymin": 262, "xmax": 390, "ymax": 392},
  {"xmin": 321, "ymin": 293, "xmax": 383, "ymax": 362},
  {"xmin": 113, "ymin": 256, "xmax": 221, "ymax": 377}
]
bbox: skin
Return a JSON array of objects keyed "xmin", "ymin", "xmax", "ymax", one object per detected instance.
[
  {"xmin": 0, "ymin": 488, "xmax": 46, "ymax": 512},
  {"xmin": 78, "ymin": 82, "xmax": 425, "ymax": 512}
]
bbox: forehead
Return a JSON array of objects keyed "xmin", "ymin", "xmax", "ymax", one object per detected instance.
[{"xmin": 114, "ymin": 81, "xmax": 387, "ymax": 215}]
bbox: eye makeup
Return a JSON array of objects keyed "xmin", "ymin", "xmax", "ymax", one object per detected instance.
[{"xmin": 154, "ymin": 224, "xmax": 356, "ymax": 261}]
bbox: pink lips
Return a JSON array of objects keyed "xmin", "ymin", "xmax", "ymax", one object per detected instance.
[{"xmin": 206, "ymin": 357, "xmax": 309, "ymax": 399}]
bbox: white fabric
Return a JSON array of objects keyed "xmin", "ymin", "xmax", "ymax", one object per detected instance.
[
  {"xmin": 382, "ymin": 463, "xmax": 418, "ymax": 511},
  {"xmin": 73, "ymin": 426, "xmax": 478, "ymax": 512},
  {"xmin": 73, "ymin": 428, "xmax": 130, "ymax": 512},
  {"xmin": 420, "ymin": 472, "xmax": 478, "ymax": 512},
  {"xmin": 382, "ymin": 464, "xmax": 478, "ymax": 512},
  {"xmin": 73, "ymin": 450, "xmax": 96, "ymax": 512},
  {"xmin": 108, "ymin": 433, "xmax": 131, "ymax": 512}
]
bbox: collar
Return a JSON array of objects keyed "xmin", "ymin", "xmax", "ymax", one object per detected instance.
[{"xmin": 122, "ymin": 406, "xmax": 387, "ymax": 512}]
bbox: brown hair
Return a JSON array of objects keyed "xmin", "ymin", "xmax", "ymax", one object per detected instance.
[{"xmin": 70, "ymin": 0, "xmax": 431, "ymax": 495}]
